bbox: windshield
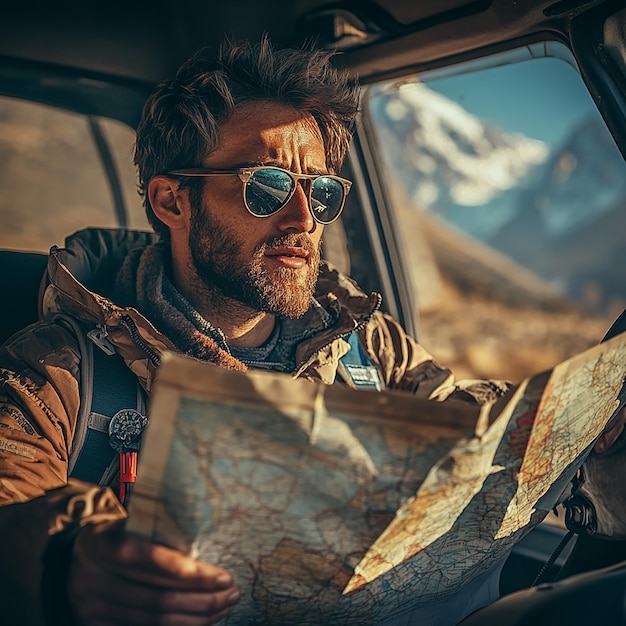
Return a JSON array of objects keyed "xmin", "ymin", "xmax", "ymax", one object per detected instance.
[{"xmin": 362, "ymin": 42, "xmax": 626, "ymax": 381}]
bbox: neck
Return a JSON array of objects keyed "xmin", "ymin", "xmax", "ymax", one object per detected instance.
[
  {"xmin": 207, "ymin": 299, "xmax": 276, "ymax": 349},
  {"xmin": 171, "ymin": 263, "xmax": 275, "ymax": 349}
]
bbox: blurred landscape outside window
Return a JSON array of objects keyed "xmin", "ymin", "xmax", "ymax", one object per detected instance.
[
  {"xmin": 0, "ymin": 97, "xmax": 149, "ymax": 253},
  {"xmin": 364, "ymin": 43, "xmax": 626, "ymax": 381}
]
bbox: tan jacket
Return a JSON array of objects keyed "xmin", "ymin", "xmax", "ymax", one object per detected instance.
[{"xmin": 0, "ymin": 228, "xmax": 506, "ymax": 624}]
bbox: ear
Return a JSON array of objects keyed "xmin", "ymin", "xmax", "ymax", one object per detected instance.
[{"xmin": 148, "ymin": 176, "xmax": 190, "ymax": 231}]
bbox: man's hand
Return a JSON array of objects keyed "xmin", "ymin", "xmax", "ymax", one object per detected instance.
[
  {"xmin": 594, "ymin": 406, "xmax": 626, "ymax": 454},
  {"xmin": 68, "ymin": 520, "xmax": 241, "ymax": 625}
]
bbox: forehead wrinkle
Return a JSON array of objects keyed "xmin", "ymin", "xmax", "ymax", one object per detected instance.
[
  {"xmin": 254, "ymin": 116, "xmax": 325, "ymax": 172},
  {"xmin": 231, "ymin": 101, "xmax": 321, "ymax": 137},
  {"xmin": 206, "ymin": 102, "xmax": 327, "ymax": 172}
]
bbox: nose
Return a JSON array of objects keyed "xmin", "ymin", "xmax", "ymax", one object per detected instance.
[{"xmin": 275, "ymin": 182, "xmax": 316, "ymax": 233}]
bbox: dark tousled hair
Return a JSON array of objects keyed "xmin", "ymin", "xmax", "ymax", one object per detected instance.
[{"xmin": 134, "ymin": 36, "xmax": 360, "ymax": 240}]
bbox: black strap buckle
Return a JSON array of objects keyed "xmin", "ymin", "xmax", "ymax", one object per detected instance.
[{"xmin": 563, "ymin": 468, "xmax": 598, "ymax": 536}]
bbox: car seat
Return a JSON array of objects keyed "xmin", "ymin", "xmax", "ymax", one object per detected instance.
[{"xmin": 0, "ymin": 250, "xmax": 48, "ymax": 345}]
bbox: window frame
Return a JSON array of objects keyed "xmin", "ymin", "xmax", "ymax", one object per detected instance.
[
  {"xmin": 0, "ymin": 56, "xmax": 152, "ymax": 240},
  {"xmin": 351, "ymin": 17, "xmax": 626, "ymax": 338}
]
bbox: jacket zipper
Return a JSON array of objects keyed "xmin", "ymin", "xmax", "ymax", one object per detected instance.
[
  {"xmin": 119, "ymin": 315, "xmax": 162, "ymax": 368},
  {"xmin": 113, "ymin": 294, "xmax": 381, "ymax": 375},
  {"xmin": 293, "ymin": 293, "xmax": 382, "ymax": 374}
]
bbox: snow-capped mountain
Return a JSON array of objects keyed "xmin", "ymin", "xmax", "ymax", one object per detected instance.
[
  {"xmin": 369, "ymin": 82, "xmax": 549, "ymax": 239},
  {"xmin": 369, "ymin": 82, "xmax": 626, "ymax": 311},
  {"xmin": 492, "ymin": 115, "xmax": 626, "ymax": 239},
  {"xmin": 489, "ymin": 116, "xmax": 626, "ymax": 309}
]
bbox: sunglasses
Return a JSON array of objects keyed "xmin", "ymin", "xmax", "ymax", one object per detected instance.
[{"xmin": 168, "ymin": 166, "xmax": 352, "ymax": 225}]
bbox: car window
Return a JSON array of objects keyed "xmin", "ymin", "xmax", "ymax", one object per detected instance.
[
  {"xmin": 362, "ymin": 42, "xmax": 626, "ymax": 381},
  {"xmin": 0, "ymin": 96, "xmax": 149, "ymax": 253}
]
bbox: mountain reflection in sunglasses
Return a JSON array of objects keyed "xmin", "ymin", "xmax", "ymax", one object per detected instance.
[{"xmin": 168, "ymin": 166, "xmax": 352, "ymax": 224}]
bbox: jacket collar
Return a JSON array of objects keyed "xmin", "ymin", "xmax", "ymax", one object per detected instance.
[{"xmin": 42, "ymin": 228, "xmax": 381, "ymax": 381}]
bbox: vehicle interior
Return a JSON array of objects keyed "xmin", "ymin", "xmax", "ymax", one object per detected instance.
[{"xmin": 1, "ymin": 0, "xmax": 626, "ymax": 622}]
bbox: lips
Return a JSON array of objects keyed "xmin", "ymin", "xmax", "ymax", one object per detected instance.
[
  {"xmin": 264, "ymin": 246, "xmax": 309, "ymax": 259},
  {"xmin": 260, "ymin": 234, "xmax": 318, "ymax": 270},
  {"xmin": 263, "ymin": 242, "xmax": 312, "ymax": 270}
]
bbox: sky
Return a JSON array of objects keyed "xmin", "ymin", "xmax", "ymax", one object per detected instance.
[{"xmin": 424, "ymin": 56, "xmax": 601, "ymax": 150}]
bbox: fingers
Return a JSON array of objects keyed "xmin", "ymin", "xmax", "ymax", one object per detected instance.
[
  {"xmin": 68, "ymin": 522, "xmax": 241, "ymax": 625},
  {"xmin": 72, "ymin": 557, "xmax": 240, "ymax": 610},
  {"xmin": 71, "ymin": 577, "xmax": 240, "ymax": 625},
  {"xmin": 594, "ymin": 406, "xmax": 626, "ymax": 454},
  {"xmin": 75, "ymin": 522, "xmax": 232, "ymax": 590},
  {"xmin": 109, "ymin": 532, "xmax": 234, "ymax": 590},
  {"xmin": 75, "ymin": 605, "xmax": 236, "ymax": 626}
]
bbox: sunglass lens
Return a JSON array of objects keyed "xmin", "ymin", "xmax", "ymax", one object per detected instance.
[
  {"xmin": 311, "ymin": 177, "xmax": 345, "ymax": 224},
  {"xmin": 246, "ymin": 168, "xmax": 294, "ymax": 216}
]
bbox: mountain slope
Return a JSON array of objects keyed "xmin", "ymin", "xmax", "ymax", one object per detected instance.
[
  {"xmin": 369, "ymin": 82, "xmax": 548, "ymax": 239},
  {"xmin": 369, "ymin": 83, "xmax": 626, "ymax": 312}
]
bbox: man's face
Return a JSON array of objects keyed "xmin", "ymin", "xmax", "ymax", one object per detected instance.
[{"xmin": 186, "ymin": 102, "xmax": 327, "ymax": 318}]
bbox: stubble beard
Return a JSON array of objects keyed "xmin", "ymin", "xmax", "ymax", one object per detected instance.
[{"xmin": 189, "ymin": 204, "xmax": 321, "ymax": 319}]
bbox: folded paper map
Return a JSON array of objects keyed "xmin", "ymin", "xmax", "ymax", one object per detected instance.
[{"xmin": 127, "ymin": 331, "xmax": 626, "ymax": 624}]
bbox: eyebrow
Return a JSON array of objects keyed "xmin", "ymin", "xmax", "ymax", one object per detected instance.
[
  {"xmin": 246, "ymin": 161, "xmax": 331, "ymax": 176},
  {"xmin": 217, "ymin": 160, "xmax": 328, "ymax": 175}
]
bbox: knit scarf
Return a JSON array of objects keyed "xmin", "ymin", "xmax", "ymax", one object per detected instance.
[{"xmin": 115, "ymin": 242, "xmax": 247, "ymax": 372}]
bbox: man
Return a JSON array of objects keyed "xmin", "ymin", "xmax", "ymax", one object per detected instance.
[{"xmin": 0, "ymin": 37, "xmax": 617, "ymax": 626}]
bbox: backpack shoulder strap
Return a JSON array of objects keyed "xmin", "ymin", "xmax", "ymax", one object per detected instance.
[
  {"xmin": 336, "ymin": 330, "xmax": 383, "ymax": 391},
  {"xmin": 54, "ymin": 315, "xmax": 146, "ymax": 487},
  {"xmin": 602, "ymin": 308, "xmax": 626, "ymax": 342},
  {"xmin": 557, "ymin": 308, "xmax": 626, "ymax": 538}
]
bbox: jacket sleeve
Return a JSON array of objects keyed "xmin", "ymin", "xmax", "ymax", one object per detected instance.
[
  {"xmin": 362, "ymin": 311, "xmax": 509, "ymax": 404},
  {"xmin": 0, "ymin": 321, "xmax": 81, "ymax": 502},
  {"xmin": 0, "ymin": 322, "xmax": 126, "ymax": 625},
  {"xmin": 0, "ymin": 480, "xmax": 126, "ymax": 626}
]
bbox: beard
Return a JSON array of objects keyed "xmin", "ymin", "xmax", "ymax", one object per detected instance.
[{"xmin": 188, "ymin": 202, "xmax": 321, "ymax": 318}]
